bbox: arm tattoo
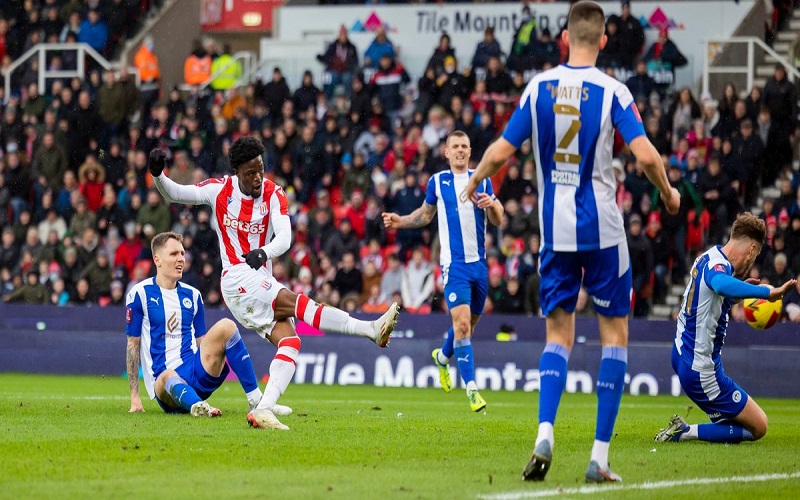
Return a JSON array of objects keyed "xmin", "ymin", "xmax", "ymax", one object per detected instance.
[
  {"xmin": 401, "ymin": 204, "xmax": 436, "ymax": 229},
  {"xmin": 126, "ymin": 337, "xmax": 140, "ymax": 395}
]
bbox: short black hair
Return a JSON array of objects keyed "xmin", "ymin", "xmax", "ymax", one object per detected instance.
[{"xmin": 229, "ymin": 136, "xmax": 265, "ymax": 171}]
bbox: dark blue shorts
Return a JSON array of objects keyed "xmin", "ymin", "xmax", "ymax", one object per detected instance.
[
  {"xmin": 155, "ymin": 350, "xmax": 230, "ymax": 414},
  {"xmin": 672, "ymin": 347, "xmax": 748, "ymax": 422},
  {"xmin": 443, "ymin": 261, "xmax": 488, "ymax": 316},
  {"xmin": 539, "ymin": 243, "xmax": 632, "ymax": 317}
]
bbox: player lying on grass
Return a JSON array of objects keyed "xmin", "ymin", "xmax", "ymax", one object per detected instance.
[
  {"xmin": 126, "ymin": 232, "xmax": 290, "ymax": 417},
  {"xmin": 150, "ymin": 137, "xmax": 400, "ymax": 430},
  {"xmin": 655, "ymin": 213, "xmax": 796, "ymax": 444},
  {"xmin": 383, "ymin": 131, "xmax": 503, "ymax": 412}
]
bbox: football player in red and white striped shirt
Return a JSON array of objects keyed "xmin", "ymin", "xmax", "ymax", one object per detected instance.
[{"xmin": 151, "ymin": 137, "xmax": 400, "ymax": 430}]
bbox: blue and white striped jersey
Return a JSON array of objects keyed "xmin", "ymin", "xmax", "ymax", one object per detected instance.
[
  {"xmin": 425, "ymin": 170, "xmax": 494, "ymax": 267},
  {"xmin": 503, "ymin": 64, "xmax": 645, "ymax": 251},
  {"xmin": 125, "ymin": 278, "xmax": 206, "ymax": 399},
  {"xmin": 674, "ymin": 246, "xmax": 733, "ymax": 379}
]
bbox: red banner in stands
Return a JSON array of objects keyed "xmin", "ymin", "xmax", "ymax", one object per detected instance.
[{"xmin": 201, "ymin": 0, "xmax": 283, "ymax": 33}]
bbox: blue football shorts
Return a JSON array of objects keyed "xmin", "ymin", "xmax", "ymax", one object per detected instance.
[
  {"xmin": 155, "ymin": 350, "xmax": 230, "ymax": 414},
  {"xmin": 442, "ymin": 261, "xmax": 488, "ymax": 316},
  {"xmin": 539, "ymin": 242, "xmax": 632, "ymax": 317},
  {"xmin": 672, "ymin": 347, "xmax": 748, "ymax": 422}
]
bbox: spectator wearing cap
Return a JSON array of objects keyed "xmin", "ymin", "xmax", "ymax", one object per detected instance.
[
  {"xmin": 78, "ymin": 8, "xmax": 108, "ymax": 54},
  {"xmin": 731, "ymin": 117, "xmax": 764, "ymax": 207},
  {"xmin": 349, "ymin": 75, "xmax": 372, "ymax": 123},
  {"xmin": 69, "ymin": 195, "xmax": 97, "ymax": 238},
  {"xmin": 364, "ymin": 26, "xmax": 395, "ymax": 69},
  {"xmin": 2, "ymin": 270, "xmax": 47, "ymax": 304},
  {"xmin": 684, "ymin": 149, "xmax": 702, "ymax": 187},
  {"xmin": 345, "ymin": 189, "xmax": 368, "ymax": 240},
  {"xmin": 434, "ymin": 55, "xmax": 470, "ymax": 111},
  {"xmin": 532, "ymin": 28, "xmax": 560, "ymax": 70},
  {"xmin": 37, "ymin": 207, "xmax": 67, "ymax": 243},
  {"xmin": 762, "ymin": 64, "xmax": 797, "ymax": 163},
  {"xmin": 608, "ymin": 0, "xmax": 645, "ymax": 69},
  {"xmin": 370, "ymin": 53, "xmax": 410, "ymax": 126},
  {"xmin": 644, "ymin": 27, "xmax": 687, "ymax": 86},
  {"xmin": 80, "ymin": 248, "xmax": 113, "ymax": 298},
  {"xmin": 293, "ymin": 70, "xmax": 321, "ymax": 116},
  {"xmin": 471, "ymin": 26, "xmax": 503, "ymax": 73},
  {"xmin": 317, "ymin": 25, "xmax": 359, "ymax": 98},
  {"xmin": 627, "ymin": 213, "xmax": 654, "ymax": 317},
  {"xmin": 114, "ymin": 221, "xmax": 143, "ymax": 279},
  {"xmin": 108, "ymin": 279, "xmax": 125, "ymax": 306}
]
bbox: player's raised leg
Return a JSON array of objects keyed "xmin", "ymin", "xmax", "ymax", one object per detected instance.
[
  {"xmin": 154, "ymin": 369, "xmax": 221, "ymax": 417},
  {"xmin": 248, "ymin": 320, "xmax": 297, "ymax": 430},
  {"xmin": 275, "ymin": 289, "xmax": 399, "ymax": 347},
  {"xmin": 523, "ymin": 308, "xmax": 573, "ymax": 481},
  {"xmin": 198, "ymin": 318, "xmax": 263, "ymax": 411},
  {"xmin": 432, "ymin": 326, "xmax": 455, "ymax": 393}
]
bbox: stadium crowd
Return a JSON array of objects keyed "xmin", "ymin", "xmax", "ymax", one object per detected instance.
[{"xmin": 1, "ymin": 1, "xmax": 800, "ymax": 322}]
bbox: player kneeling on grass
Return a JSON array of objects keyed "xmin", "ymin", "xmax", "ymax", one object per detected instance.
[
  {"xmin": 150, "ymin": 137, "xmax": 400, "ymax": 430},
  {"xmin": 126, "ymin": 232, "xmax": 288, "ymax": 417},
  {"xmin": 655, "ymin": 213, "xmax": 796, "ymax": 444}
]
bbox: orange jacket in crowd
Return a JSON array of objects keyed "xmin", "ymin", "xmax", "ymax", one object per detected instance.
[
  {"xmin": 133, "ymin": 45, "xmax": 160, "ymax": 83},
  {"xmin": 184, "ymin": 53, "xmax": 212, "ymax": 85}
]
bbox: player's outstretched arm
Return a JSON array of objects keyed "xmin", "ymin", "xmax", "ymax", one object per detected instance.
[
  {"xmin": 126, "ymin": 336, "xmax": 144, "ymax": 413},
  {"xmin": 465, "ymin": 138, "xmax": 518, "ymax": 204},
  {"xmin": 382, "ymin": 203, "xmax": 437, "ymax": 229},
  {"xmin": 150, "ymin": 149, "xmax": 216, "ymax": 206},
  {"xmin": 629, "ymin": 136, "xmax": 679, "ymax": 215}
]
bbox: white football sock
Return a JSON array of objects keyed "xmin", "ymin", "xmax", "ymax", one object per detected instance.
[
  {"xmin": 256, "ymin": 336, "xmax": 300, "ymax": 411},
  {"xmin": 536, "ymin": 422, "xmax": 554, "ymax": 447},
  {"xmin": 590, "ymin": 440, "xmax": 610, "ymax": 469},
  {"xmin": 466, "ymin": 381, "xmax": 478, "ymax": 393},
  {"xmin": 681, "ymin": 424, "xmax": 699, "ymax": 441},
  {"xmin": 295, "ymin": 295, "xmax": 372, "ymax": 338},
  {"xmin": 436, "ymin": 350, "xmax": 449, "ymax": 365}
]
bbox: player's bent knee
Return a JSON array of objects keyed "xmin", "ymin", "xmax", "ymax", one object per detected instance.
[{"xmin": 217, "ymin": 318, "xmax": 237, "ymax": 337}]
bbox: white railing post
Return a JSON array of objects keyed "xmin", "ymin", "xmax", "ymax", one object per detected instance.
[
  {"xmin": 746, "ymin": 39, "xmax": 754, "ymax": 92},
  {"xmin": 77, "ymin": 46, "xmax": 85, "ymax": 79},
  {"xmin": 38, "ymin": 47, "xmax": 46, "ymax": 94},
  {"xmin": 703, "ymin": 41, "xmax": 710, "ymax": 98}
]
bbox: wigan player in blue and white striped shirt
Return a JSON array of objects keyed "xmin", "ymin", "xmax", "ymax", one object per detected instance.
[
  {"xmin": 126, "ymin": 232, "xmax": 285, "ymax": 418},
  {"xmin": 655, "ymin": 213, "xmax": 795, "ymax": 445},
  {"xmin": 465, "ymin": 1, "xmax": 680, "ymax": 483},
  {"xmin": 383, "ymin": 130, "xmax": 504, "ymax": 412}
]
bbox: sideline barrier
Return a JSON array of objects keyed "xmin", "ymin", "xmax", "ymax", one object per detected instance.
[{"xmin": 1, "ymin": 305, "xmax": 798, "ymax": 398}]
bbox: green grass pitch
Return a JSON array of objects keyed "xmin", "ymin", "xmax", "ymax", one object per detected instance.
[{"xmin": 1, "ymin": 374, "xmax": 799, "ymax": 499}]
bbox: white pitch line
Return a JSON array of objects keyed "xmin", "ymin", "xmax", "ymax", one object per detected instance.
[{"xmin": 479, "ymin": 471, "xmax": 800, "ymax": 499}]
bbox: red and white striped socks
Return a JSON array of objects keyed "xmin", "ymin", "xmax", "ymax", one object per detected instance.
[
  {"xmin": 257, "ymin": 336, "xmax": 301, "ymax": 411},
  {"xmin": 294, "ymin": 294, "xmax": 373, "ymax": 339}
]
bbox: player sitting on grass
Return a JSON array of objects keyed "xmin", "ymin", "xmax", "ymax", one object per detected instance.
[
  {"xmin": 655, "ymin": 213, "xmax": 796, "ymax": 444},
  {"xmin": 126, "ymin": 231, "xmax": 288, "ymax": 417}
]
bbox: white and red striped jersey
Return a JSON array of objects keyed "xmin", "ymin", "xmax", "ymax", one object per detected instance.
[{"xmin": 154, "ymin": 174, "xmax": 291, "ymax": 271}]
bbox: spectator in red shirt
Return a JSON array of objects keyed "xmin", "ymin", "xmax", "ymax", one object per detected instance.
[{"xmin": 77, "ymin": 157, "xmax": 105, "ymax": 212}]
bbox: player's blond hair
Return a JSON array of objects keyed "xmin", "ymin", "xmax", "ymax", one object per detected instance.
[
  {"xmin": 151, "ymin": 231, "xmax": 184, "ymax": 256},
  {"xmin": 567, "ymin": 1, "xmax": 606, "ymax": 47},
  {"xmin": 730, "ymin": 212, "xmax": 766, "ymax": 245},
  {"xmin": 445, "ymin": 130, "xmax": 470, "ymax": 147}
]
